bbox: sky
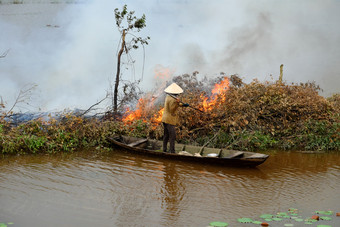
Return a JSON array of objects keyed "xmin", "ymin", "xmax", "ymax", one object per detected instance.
[{"xmin": 0, "ymin": 0, "xmax": 339, "ymax": 112}]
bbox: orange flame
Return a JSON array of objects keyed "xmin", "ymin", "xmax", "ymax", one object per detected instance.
[
  {"xmin": 153, "ymin": 108, "xmax": 164, "ymax": 124},
  {"xmin": 122, "ymin": 98, "xmax": 146, "ymax": 123},
  {"xmin": 201, "ymin": 77, "xmax": 229, "ymax": 111},
  {"xmin": 122, "ymin": 97, "xmax": 164, "ymax": 126},
  {"xmin": 212, "ymin": 77, "xmax": 230, "ymax": 95},
  {"xmin": 122, "ymin": 76, "xmax": 229, "ymax": 125},
  {"xmin": 121, "ymin": 66, "xmax": 173, "ymax": 126}
]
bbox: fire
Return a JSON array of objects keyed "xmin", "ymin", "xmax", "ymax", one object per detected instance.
[
  {"xmin": 153, "ymin": 108, "xmax": 164, "ymax": 124},
  {"xmin": 212, "ymin": 77, "xmax": 230, "ymax": 95},
  {"xmin": 122, "ymin": 66, "xmax": 172, "ymax": 125},
  {"xmin": 122, "ymin": 76, "xmax": 229, "ymax": 126},
  {"xmin": 122, "ymin": 97, "xmax": 164, "ymax": 126},
  {"xmin": 122, "ymin": 98, "xmax": 146, "ymax": 123},
  {"xmin": 201, "ymin": 77, "xmax": 229, "ymax": 111}
]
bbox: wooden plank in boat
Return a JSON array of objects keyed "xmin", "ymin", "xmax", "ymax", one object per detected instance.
[
  {"xmin": 175, "ymin": 144, "xmax": 185, "ymax": 152},
  {"xmin": 184, "ymin": 145, "xmax": 201, "ymax": 155},
  {"xmin": 247, "ymin": 153, "xmax": 267, "ymax": 158},
  {"xmin": 128, "ymin": 139, "xmax": 148, "ymax": 147},
  {"xmin": 162, "ymin": 144, "xmax": 185, "ymax": 153},
  {"xmin": 224, "ymin": 151, "xmax": 244, "ymax": 159},
  {"xmin": 201, "ymin": 147, "xmax": 222, "ymax": 157}
]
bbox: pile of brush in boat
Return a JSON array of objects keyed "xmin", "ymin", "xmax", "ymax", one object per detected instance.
[{"xmin": 107, "ymin": 136, "xmax": 269, "ymax": 167}]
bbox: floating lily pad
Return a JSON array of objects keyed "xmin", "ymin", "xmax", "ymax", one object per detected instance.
[
  {"xmin": 272, "ymin": 217, "xmax": 283, "ymax": 221},
  {"xmin": 320, "ymin": 216, "xmax": 332, "ymax": 221},
  {"xmin": 294, "ymin": 218, "xmax": 304, "ymax": 222},
  {"xmin": 209, "ymin": 221, "xmax": 228, "ymax": 227},
  {"xmin": 252, "ymin": 221, "xmax": 262, "ymax": 224},
  {"xmin": 237, "ymin": 218, "xmax": 253, "ymax": 223},
  {"xmin": 316, "ymin": 225, "xmax": 332, "ymax": 227},
  {"xmin": 260, "ymin": 214, "xmax": 273, "ymax": 219},
  {"xmin": 277, "ymin": 212, "xmax": 290, "ymax": 218},
  {"xmin": 284, "ymin": 224, "xmax": 294, "ymax": 227},
  {"xmin": 305, "ymin": 219, "xmax": 318, "ymax": 223},
  {"xmin": 304, "ymin": 222, "xmax": 313, "ymax": 225},
  {"xmin": 264, "ymin": 218, "xmax": 272, "ymax": 222},
  {"xmin": 315, "ymin": 211, "xmax": 333, "ymax": 216},
  {"xmin": 0, "ymin": 223, "xmax": 7, "ymax": 227}
]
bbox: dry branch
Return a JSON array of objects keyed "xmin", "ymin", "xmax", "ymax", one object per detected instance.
[{"xmin": 0, "ymin": 49, "xmax": 10, "ymax": 58}]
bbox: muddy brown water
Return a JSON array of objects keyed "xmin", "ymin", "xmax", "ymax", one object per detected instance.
[{"xmin": 0, "ymin": 149, "xmax": 339, "ymax": 227}]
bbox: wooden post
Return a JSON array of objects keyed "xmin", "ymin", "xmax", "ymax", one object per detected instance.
[{"xmin": 279, "ymin": 64, "xmax": 283, "ymax": 83}]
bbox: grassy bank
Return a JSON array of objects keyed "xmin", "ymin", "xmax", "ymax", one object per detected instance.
[{"xmin": 1, "ymin": 79, "xmax": 339, "ymax": 154}]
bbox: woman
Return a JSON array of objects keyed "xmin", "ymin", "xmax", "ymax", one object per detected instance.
[{"xmin": 161, "ymin": 83, "xmax": 189, "ymax": 153}]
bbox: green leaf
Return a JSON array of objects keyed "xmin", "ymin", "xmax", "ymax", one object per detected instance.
[
  {"xmin": 320, "ymin": 216, "xmax": 332, "ymax": 221},
  {"xmin": 281, "ymin": 215, "xmax": 291, "ymax": 218},
  {"xmin": 284, "ymin": 224, "xmax": 294, "ymax": 227},
  {"xmin": 272, "ymin": 217, "xmax": 283, "ymax": 221},
  {"xmin": 237, "ymin": 218, "xmax": 253, "ymax": 223},
  {"xmin": 209, "ymin": 221, "xmax": 228, "ymax": 227},
  {"xmin": 316, "ymin": 225, "xmax": 332, "ymax": 227},
  {"xmin": 252, "ymin": 221, "xmax": 262, "ymax": 224},
  {"xmin": 260, "ymin": 214, "xmax": 273, "ymax": 219},
  {"xmin": 315, "ymin": 211, "xmax": 333, "ymax": 215},
  {"xmin": 305, "ymin": 219, "xmax": 318, "ymax": 223}
]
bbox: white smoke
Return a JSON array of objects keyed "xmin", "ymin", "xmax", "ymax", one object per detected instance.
[{"xmin": 0, "ymin": 0, "xmax": 339, "ymax": 112}]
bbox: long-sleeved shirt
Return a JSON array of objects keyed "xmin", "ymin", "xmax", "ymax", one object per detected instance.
[{"xmin": 161, "ymin": 95, "xmax": 180, "ymax": 126}]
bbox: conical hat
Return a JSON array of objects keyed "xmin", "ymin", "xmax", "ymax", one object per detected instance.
[{"xmin": 164, "ymin": 83, "xmax": 183, "ymax": 94}]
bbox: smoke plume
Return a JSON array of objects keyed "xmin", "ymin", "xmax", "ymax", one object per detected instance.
[{"xmin": 0, "ymin": 0, "xmax": 339, "ymax": 112}]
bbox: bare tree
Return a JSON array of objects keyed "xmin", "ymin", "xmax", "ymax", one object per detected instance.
[{"xmin": 113, "ymin": 4, "xmax": 150, "ymax": 116}]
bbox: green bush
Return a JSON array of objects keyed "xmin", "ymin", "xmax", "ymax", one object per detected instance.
[{"xmin": 297, "ymin": 119, "xmax": 340, "ymax": 151}]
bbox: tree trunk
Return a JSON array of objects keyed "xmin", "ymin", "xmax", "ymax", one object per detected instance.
[{"xmin": 113, "ymin": 29, "xmax": 126, "ymax": 116}]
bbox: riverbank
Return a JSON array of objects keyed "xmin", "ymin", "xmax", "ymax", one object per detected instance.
[{"xmin": 1, "ymin": 79, "xmax": 339, "ymax": 155}]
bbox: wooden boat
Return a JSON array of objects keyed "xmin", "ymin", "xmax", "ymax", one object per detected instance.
[{"xmin": 107, "ymin": 136, "xmax": 269, "ymax": 167}]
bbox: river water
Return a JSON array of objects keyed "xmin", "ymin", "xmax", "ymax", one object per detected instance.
[{"xmin": 0, "ymin": 149, "xmax": 339, "ymax": 227}]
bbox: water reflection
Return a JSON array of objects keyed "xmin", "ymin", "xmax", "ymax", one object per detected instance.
[
  {"xmin": 160, "ymin": 162, "xmax": 182, "ymax": 226},
  {"xmin": 0, "ymin": 150, "xmax": 339, "ymax": 227}
]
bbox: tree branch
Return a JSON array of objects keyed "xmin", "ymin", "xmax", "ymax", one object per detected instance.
[
  {"xmin": 79, "ymin": 94, "xmax": 109, "ymax": 117},
  {"xmin": 5, "ymin": 84, "xmax": 37, "ymax": 117},
  {"xmin": 0, "ymin": 49, "xmax": 10, "ymax": 58}
]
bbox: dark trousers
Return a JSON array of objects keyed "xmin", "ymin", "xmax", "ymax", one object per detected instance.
[{"xmin": 163, "ymin": 122, "xmax": 176, "ymax": 153}]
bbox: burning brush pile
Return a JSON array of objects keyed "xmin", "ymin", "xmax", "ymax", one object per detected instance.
[
  {"xmin": 120, "ymin": 73, "xmax": 339, "ymax": 151},
  {"xmin": 0, "ymin": 73, "xmax": 338, "ymax": 154}
]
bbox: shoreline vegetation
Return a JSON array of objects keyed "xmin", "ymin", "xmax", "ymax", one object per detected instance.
[{"xmin": 1, "ymin": 75, "xmax": 339, "ymax": 155}]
